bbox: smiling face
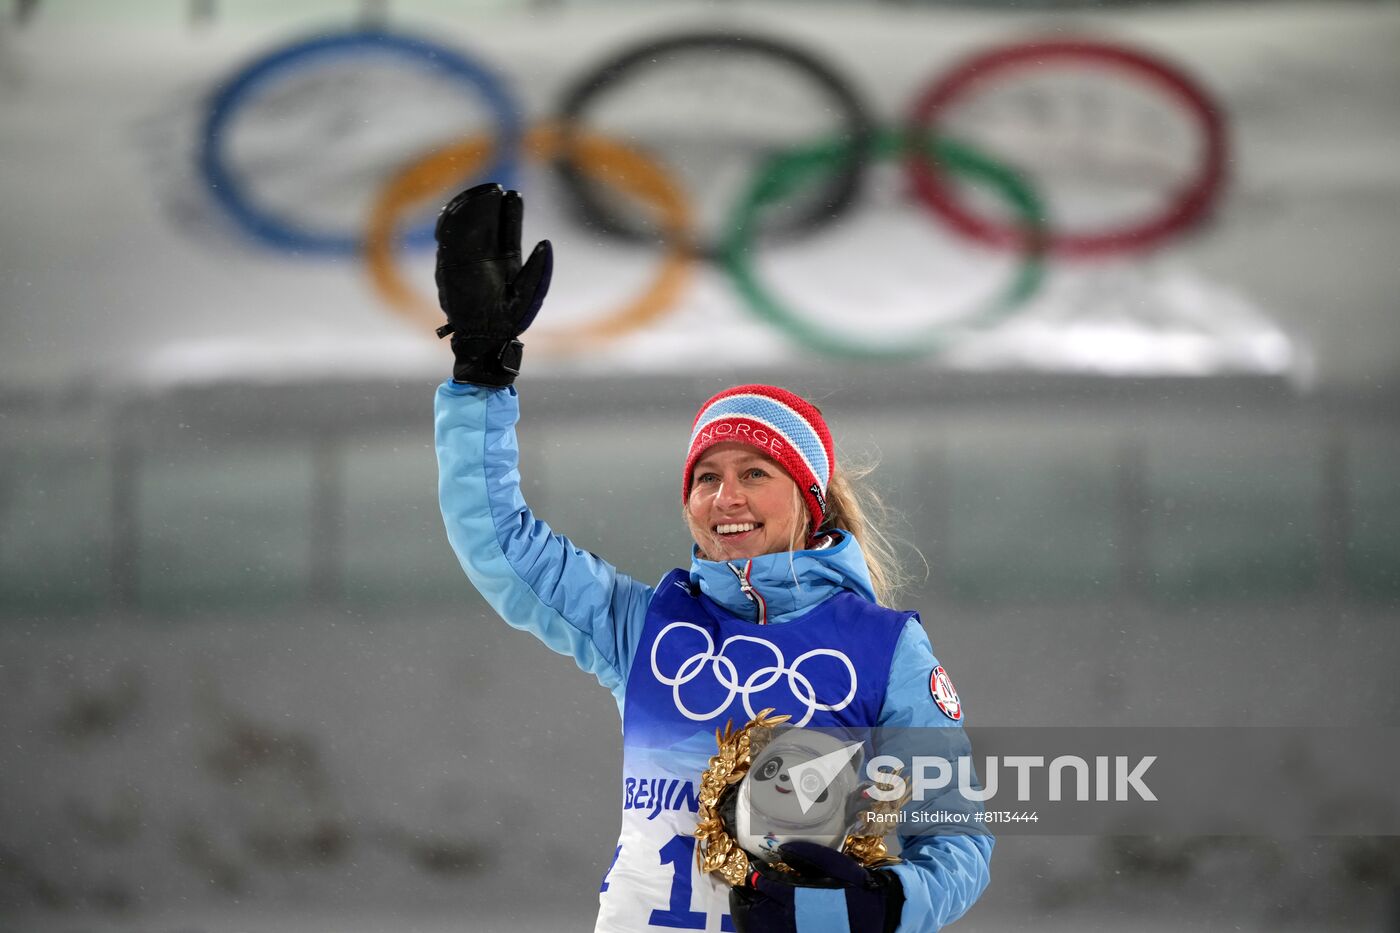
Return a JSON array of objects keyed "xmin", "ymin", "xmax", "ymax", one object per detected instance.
[{"xmin": 685, "ymin": 442, "xmax": 806, "ymax": 562}]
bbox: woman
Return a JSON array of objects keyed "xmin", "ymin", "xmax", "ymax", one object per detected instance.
[{"xmin": 433, "ymin": 183, "xmax": 992, "ymax": 932}]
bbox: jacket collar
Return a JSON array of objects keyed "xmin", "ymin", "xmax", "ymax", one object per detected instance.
[{"xmin": 687, "ymin": 530, "xmax": 877, "ymax": 624}]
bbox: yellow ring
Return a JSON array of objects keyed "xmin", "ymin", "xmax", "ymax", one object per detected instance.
[{"xmin": 364, "ymin": 123, "xmax": 695, "ymax": 351}]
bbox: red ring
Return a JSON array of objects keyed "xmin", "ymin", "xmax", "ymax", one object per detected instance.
[{"xmin": 905, "ymin": 39, "xmax": 1227, "ymax": 258}]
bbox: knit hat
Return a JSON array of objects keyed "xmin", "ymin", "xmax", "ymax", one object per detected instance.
[{"xmin": 683, "ymin": 384, "xmax": 835, "ymax": 533}]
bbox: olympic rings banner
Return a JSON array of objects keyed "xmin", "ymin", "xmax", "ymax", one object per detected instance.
[{"xmin": 10, "ymin": 5, "xmax": 1385, "ymax": 389}]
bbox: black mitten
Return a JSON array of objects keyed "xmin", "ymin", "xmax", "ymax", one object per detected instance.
[
  {"xmin": 434, "ymin": 182, "xmax": 552, "ymax": 387},
  {"xmin": 729, "ymin": 842, "xmax": 904, "ymax": 933}
]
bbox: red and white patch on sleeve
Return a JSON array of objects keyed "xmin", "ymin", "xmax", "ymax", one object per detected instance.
[{"xmin": 930, "ymin": 665, "xmax": 962, "ymax": 721}]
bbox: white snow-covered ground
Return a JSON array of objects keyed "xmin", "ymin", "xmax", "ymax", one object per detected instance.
[
  {"xmin": 4, "ymin": 602, "xmax": 1398, "ymax": 929},
  {"xmin": 0, "ymin": 907, "xmax": 1384, "ymax": 933}
]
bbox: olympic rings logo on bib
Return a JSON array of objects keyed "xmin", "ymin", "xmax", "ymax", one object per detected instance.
[{"xmin": 649, "ymin": 621, "xmax": 857, "ymax": 727}]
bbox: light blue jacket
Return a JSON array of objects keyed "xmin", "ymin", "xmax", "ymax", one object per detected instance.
[{"xmin": 436, "ymin": 381, "xmax": 993, "ymax": 932}]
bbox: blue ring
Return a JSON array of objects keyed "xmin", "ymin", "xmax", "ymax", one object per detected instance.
[{"xmin": 199, "ymin": 30, "xmax": 522, "ymax": 256}]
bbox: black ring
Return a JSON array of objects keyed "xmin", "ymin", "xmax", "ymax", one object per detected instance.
[{"xmin": 553, "ymin": 30, "xmax": 875, "ymax": 262}]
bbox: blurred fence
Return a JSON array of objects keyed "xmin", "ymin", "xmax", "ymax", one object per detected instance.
[{"xmin": 2, "ymin": 373, "xmax": 1396, "ymax": 621}]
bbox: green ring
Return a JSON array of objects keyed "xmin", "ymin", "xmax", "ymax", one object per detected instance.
[{"xmin": 721, "ymin": 131, "xmax": 1047, "ymax": 360}]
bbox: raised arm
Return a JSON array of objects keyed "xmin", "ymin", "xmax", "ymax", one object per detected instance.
[
  {"xmin": 432, "ymin": 184, "xmax": 652, "ymax": 706},
  {"xmin": 435, "ymin": 382, "xmax": 652, "ymax": 703}
]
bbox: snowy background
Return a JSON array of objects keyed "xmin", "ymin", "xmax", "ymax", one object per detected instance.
[{"xmin": 2, "ymin": 1, "xmax": 1399, "ymax": 931}]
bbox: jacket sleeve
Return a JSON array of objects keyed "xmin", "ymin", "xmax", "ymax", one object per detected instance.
[
  {"xmin": 877, "ymin": 618, "xmax": 994, "ymax": 932},
  {"xmin": 434, "ymin": 380, "xmax": 653, "ymax": 708}
]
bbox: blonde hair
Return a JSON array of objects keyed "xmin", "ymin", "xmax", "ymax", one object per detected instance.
[{"xmin": 813, "ymin": 459, "xmax": 915, "ymax": 607}]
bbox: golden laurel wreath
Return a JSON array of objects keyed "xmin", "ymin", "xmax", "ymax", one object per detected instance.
[{"xmin": 693, "ymin": 709, "xmax": 910, "ymax": 887}]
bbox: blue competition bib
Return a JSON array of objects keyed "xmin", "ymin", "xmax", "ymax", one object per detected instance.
[
  {"xmin": 596, "ymin": 569, "xmax": 909, "ymax": 932},
  {"xmin": 625, "ymin": 569, "xmax": 908, "ymax": 747}
]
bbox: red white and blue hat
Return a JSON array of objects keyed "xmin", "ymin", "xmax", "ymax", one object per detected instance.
[{"xmin": 683, "ymin": 384, "xmax": 835, "ymax": 533}]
